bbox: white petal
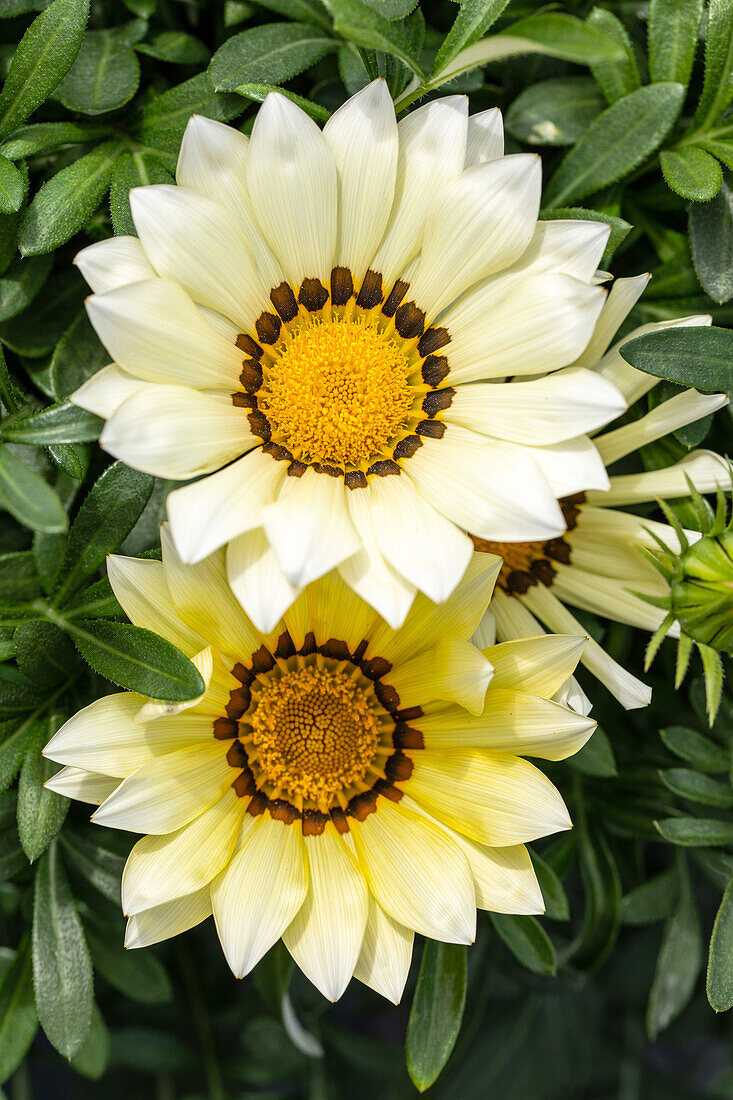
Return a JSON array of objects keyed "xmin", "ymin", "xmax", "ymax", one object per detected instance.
[
  {"xmin": 283, "ymin": 825, "xmax": 368, "ymax": 1001},
  {"xmin": 106, "ymin": 555, "xmax": 205, "ymax": 654},
  {"xmin": 388, "ymin": 637, "xmax": 494, "ymax": 715},
  {"xmin": 122, "ymin": 789, "xmax": 244, "ymax": 915},
  {"xmin": 350, "ymin": 798, "xmax": 476, "ymax": 943},
  {"xmin": 465, "ymin": 108, "xmax": 504, "ymax": 166},
  {"xmin": 248, "ymin": 93, "xmax": 337, "ymax": 286},
  {"xmin": 591, "ymin": 314, "xmax": 712, "ymax": 405},
  {"xmin": 125, "ymin": 888, "xmax": 212, "ymax": 949},
  {"xmin": 71, "ymin": 364, "xmax": 150, "ymax": 420},
  {"xmin": 92, "ymin": 742, "xmax": 232, "ymax": 833},
  {"xmin": 75, "ymin": 236, "xmax": 156, "ymax": 294},
  {"xmin": 211, "ymin": 815, "xmax": 308, "ymax": 978},
  {"xmin": 44, "ymin": 766, "xmax": 118, "ymax": 806},
  {"xmin": 407, "ymin": 425, "xmax": 565, "ymax": 541},
  {"xmin": 323, "ymin": 79, "xmax": 398, "ymax": 283},
  {"xmin": 446, "ymin": 368, "xmax": 626, "ymax": 445},
  {"xmin": 226, "ymin": 526, "xmax": 302, "ymax": 634},
  {"xmin": 573, "ymin": 273, "xmax": 649, "ymax": 368},
  {"xmin": 135, "ymin": 646, "xmax": 213, "ymax": 722},
  {"xmin": 482, "ymin": 634, "xmax": 587, "ymax": 698},
  {"xmin": 353, "ymin": 896, "xmax": 413, "ymax": 1004},
  {"xmin": 130, "ymin": 185, "xmax": 270, "ymax": 327},
  {"xmin": 443, "ymin": 273, "xmax": 607, "ymax": 384},
  {"xmin": 101, "ymin": 386, "xmax": 254, "ymax": 479},
  {"xmin": 85, "ymin": 278, "xmax": 244, "ymax": 389},
  {"xmin": 176, "ymin": 114, "xmax": 282, "ymax": 290},
  {"xmin": 167, "ymin": 448, "xmax": 287, "ymax": 564},
  {"xmin": 526, "ymin": 435, "xmax": 610, "ymax": 496},
  {"xmin": 362, "ymin": 473, "xmax": 473, "ymax": 604},
  {"xmin": 262, "ymin": 468, "xmax": 360, "ymax": 587},
  {"xmin": 407, "ymin": 155, "xmax": 541, "ymax": 320},
  {"xmin": 551, "ymin": 563, "xmax": 672, "ymax": 633},
  {"xmin": 595, "ymin": 389, "xmax": 729, "ymax": 466},
  {"xmin": 589, "ymin": 449, "xmax": 729, "ymax": 506},
  {"xmin": 371, "ymin": 96, "xmax": 468, "ymax": 289}
]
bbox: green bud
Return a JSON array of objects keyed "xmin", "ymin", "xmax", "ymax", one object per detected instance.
[{"xmin": 669, "ymin": 529, "xmax": 733, "ymax": 652}]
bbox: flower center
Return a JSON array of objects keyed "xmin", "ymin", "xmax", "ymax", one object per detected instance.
[
  {"xmin": 247, "ymin": 666, "xmax": 381, "ymax": 806},
  {"xmin": 259, "ymin": 320, "xmax": 413, "ymax": 467}
]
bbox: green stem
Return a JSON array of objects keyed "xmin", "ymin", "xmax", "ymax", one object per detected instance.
[{"xmin": 176, "ymin": 942, "xmax": 225, "ymax": 1100}]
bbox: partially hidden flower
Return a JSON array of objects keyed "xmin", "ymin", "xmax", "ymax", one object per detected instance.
[
  {"xmin": 71, "ymin": 80, "xmax": 626, "ymax": 632},
  {"xmin": 474, "ymin": 274, "xmax": 729, "ymax": 711},
  {"xmin": 44, "ymin": 539, "xmax": 594, "ymax": 1003}
]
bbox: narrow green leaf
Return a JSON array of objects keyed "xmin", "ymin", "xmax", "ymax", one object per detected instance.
[
  {"xmin": 136, "ymin": 32, "xmax": 209, "ymax": 64},
  {"xmin": 70, "ymin": 1004, "xmax": 110, "ymax": 1081},
  {"xmin": 109, "ymin": 151, "xmax": 175, "ymax": 237},
  {"xmin": 0, "ymin": 938, "xmax": 37, "ymax": 1085},
  {"xmin": 0, "ymin": 0, "xmax": 90, "ymax": 138},
  {"xmin": 689, "ymin": 178, "xmax": 733, "ymax": 303},
  {"xmin": 235, "ymin": 83, "xmax": 331, "ymax": 121},
  {"xmin": 568, "ymin": 726, "xmax": 618, "ymax": 777},
  {"xmin": 32, "ymin": 842, "xmax": 93, "ymax": 1058},
  {"xmin": 620, "ymin": 326, "xmax": 733, "ymax": 391},
  {"xmin": 0, "ymin": 446, "xmax": 67, "ymax": 533},
  {"xmin": 587, "ymin": 7, "xmax": 640, "ymax": 105},
  {"xmin": 247, "ymin": 0, "xmax": 331, "ymax": 28},
  {"xmin": 661, "ymin": 147, "xmax": 723, "ymax": 202},
  {"xmin": 661, "ymin": 768, "xmax": 733, "ymax": 809},
  {"xmin": 209, "ymin": 22, "xmax": 338, "ymax": 92},
  {"xmin": 60, "ymin": 827, "xmax": 125, "ymax": 904},
  {"xmin": 506, "ymin": 77, "xmax": 603, "ymax": 147},
  {"xmin": 55, "ymin": 28, "xmax": 140, "ymax": 114},
  {"xmin": 17, "ymin": 718, "xmax": 70, "ymax": 863},
  {"xmin": 323, "ymin": 0, "xmax": 424, "ymax": 76},
  {"xmin": 649, "ymin": 0, "xmax": 704, "ymax": 86},
  {"xmin": 530, "ymin": 849, "xmax": 570, "ymax": 921},
  {"xmin": 661, "ymin": 725, "xmax": 730, "ymax": 773},
  {"xmin": 694, "ymin": 0, "xmax": 733, "ymax": 129},
  {"xmin": 0, "ymin": 253, "xmax": 53, "ymax": 322},
  {"xmin": 0, "ymin": 716, "xmax": 42, "ymax": 796},
  {"xmin": 500, "ymin": 13, "xmax": 625, "ymax": 66},
  {"xmin": 2, "ymin": 399, "xmax": 103, "ymax": 444},
  {"xmin": 406, "ymin": 941, "xmax": 467, "ymax": 1092},
  {"xmin": 13, "ymin": 620, "xmax": 78, "ymax": 686},
  {"xmin": 572, "ymin": 815, "xmax": 621, "ymax": 970},
  {"xmin": 0, "ymin": 155, "xmax": 23, "ymax": 215},
  {"xmin": 0, "ymin": 120, "xmax": 112, "ymax": 160},
  {"xmin": 19, "ymin": 140, "xmax": 122, "ymax": 256},
  {"xmin": 647, "ymin": 863, "xmax": 702, "ymax": 1038},
  {"xmin": 86, "ymin": 926, "xmax": 172, "ymax": 1004},
  {"xmin": 133, "ymin": 72, "xmax": 243, "ymax": 153},
  {"xmin": 61, "ymin": 618, "xmax": 205, "ymax": 701},
  {"xmin": 490, "ymin": 913, "xmax": 556, "ymax": 974},
  {"xmin": 707, "ymin": 876, "xmax": 733, "ymax": 1011},
  {"xmin": 49, "ymin": 311, "xmax": 108, "ymax": 399},
  {"xmin": 656, "ymin": 817, "xmax": 733, "ymax": 846},
  {"xmin": 545, "ymin": 83, "xmax": 685, "ymax": 207},
  {"xmin": 432, "ymin": 0, "xmax": 511, "ymax": 78},
  {"xmin": 252, "ymin": 941, "xmax": 293, "ymax": 1012},
  {"xmin": 620, "ymin": 870, "xmax": 679, "ymax": 925},
  {"xmin": 0, "ymin": 269, "xmax": 86, "ymax": 357}
]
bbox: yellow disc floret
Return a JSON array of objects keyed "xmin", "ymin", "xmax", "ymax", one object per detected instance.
[
  {"xmin": 260, "ymin": 320, "xmax": 414, "ymax": 467},
  {"xmin": 247, "ymin": 667, "xmax": 380, "ymax": 809}
]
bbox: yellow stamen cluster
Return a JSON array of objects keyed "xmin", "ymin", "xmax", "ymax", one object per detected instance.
[
  {"xmin": 248, "ymin": 667, "xmax": 380, "ymax": 808},
  {"xmin": 260, "ymin": 320, "xmax": 414, "ymax": 467}
]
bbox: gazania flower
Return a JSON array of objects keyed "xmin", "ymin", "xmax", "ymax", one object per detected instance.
[
  {"xmin": 474, "ymin": 276, "xmax": 729, "ymax": 710},
  {"xmin": 44, "ymin": 540, "xmax": 594, "ymax": 1003},
  {"xmin": 72, "ymin": 80, "xmax": 626, "ymax": 632}
]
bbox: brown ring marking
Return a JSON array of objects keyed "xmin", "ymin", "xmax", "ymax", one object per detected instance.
[
  {"xmin": 422, "ymin": 388, "xmax": 455, "ymax": 417},
  {"xmin": 393, "ymin": 435, "xmax": 422, "ymax": 460},
  {"xmin": 418, "ymin": 328, "xmax": 450, "ymax": 357},
  {"xmin": 395, "ymin": 302, "xmax": 425, "ymax": 340},
  {"xmin": 270, "ymin": 282, "xmax": 299, "ymax": 323},
  {"xmin": 236, "ymin": 333, "xmax": 264, "ymax": 360},
  {"xmin": 382, "ymin": 278, "xmax": 409, "ymax": 318},
  {"xmin": 299, "ymin": 278, "xmax": 329, "ymax": 312},
  {"xmin": 366, "ymin": 459, "xmax": 400, "ymax": 477},
  {"xmin": 416, "ymin": 420, "xmax": 446, "ymax": 439},
  {"xmin": 255, "ymin": 312, "xmax": 281, "ymax": 345},
  {"xmin": 330, "ymin": 266, "xmax": 354, "ymax": 306},
  {"xmin": 356, "ymin": 270, "xmax": 383, "ymax": 309},
  {"xmin": 422, "ymin": 355, "xmax": 450, "ymax": 387}
]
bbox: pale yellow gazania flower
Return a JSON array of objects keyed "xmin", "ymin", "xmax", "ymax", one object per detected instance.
[
  {"xmin": 71, "ymin": 80, "xmax": 626, "ymax": 633},
  {"xmin": 44, "ymin": 542, "xmax": 594, "ymax": 1003},
  {"xmin": 474, "ymin": 275, "xmax": 729, "ymax": 710}
]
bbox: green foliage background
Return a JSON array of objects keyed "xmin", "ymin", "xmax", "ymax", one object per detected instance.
[{"xmin": 0, "ymin": 0, "xmax": 731, "ymax": 1095}]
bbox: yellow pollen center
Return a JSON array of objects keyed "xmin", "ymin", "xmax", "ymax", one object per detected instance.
[
  {"xmin": 260, "ymin": 321, "xmax": 414, "ymax": 467},
  {"xmin": 248, "ymin": 667, "xmax": 380, "ymax": 806}
]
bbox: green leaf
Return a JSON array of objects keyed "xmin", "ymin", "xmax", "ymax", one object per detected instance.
[
  {"xmin": 323, "ymin": 0, "xmax": 423, "ymax": 76},
  {"xmin": 538, "ymin": 206, "xmax": 631, "ymax": 263},
  {"xmin": 506, "ymin": 77, "xmax": 603, "ymax": 147},
  {"xmin": 572, "ymin": 815, "xmax": 621, "ymax": 970},
  {"xmin": 2, "ymin": 399, "xmax": 103, "ymax": 444},
  {"xmin": 209, "ymin": 22, "xmax": 338, "ymax": 92},
  {"xmin": 133, "ymin": 72, "xmax": 243, "ymax": 153},
  {"xmin": 17, "ymin": 718, "xmax": 70, "ymax": 862},
  {"xmin": 660, "ymin": 147, "xmax": 723, "ymax": 202},
  {"xmin": 0, "ymin": 551, "xmax": 42, "ymax": 602},
  {"xmin": 49, "ymin": 311, "xmax": 108, "ymax": 399},
  {"xmin": 55, "ymin": 28, "xmax": 140, "ymax": 115},
  {"xmin": 13, "ymin": 620, "xmax": 78, "ymax": 686},
  {"xmin": 70, "ymin": 1003, "xmax": 110, "ymax": 1080},
  {"xmin": 247, "ymin": 0, "xmax": 331, "ymax": 29},
  {"xmin": 661, "ymin": 768, "xmax": 733, "ymax": 809},
  {"xmin": 0, "ymin": 269, "xmax": 86, "ymax": 357},
  {"xmin": 32, "ymin": 842, "xmax": 93, "ymax": 1058},
  {"xmin": 545, "ymin": 82, "xmax": 685, "ymax": 207},
  {"xmin": 60, "ymin": 827, "xmax": 125, "ymax": 904},
  {"xmin": 694, "ymin": 0, "xmax": 733, "ymax": 129},
  {"xmin": 252, "ymin": 940, "xmax": 293, "ymax": 1011},
  {"xmin": 490, "ymin": 913, "xmax": 556, "ymax": 974},
  {"xmin": 689, "ymin": 178, "xmax": 733, "ymax": 303},
  {"xmin": 620, "ymin": 326, "xmax": 733, "ymax": 391},
  {"xmin": 0, "ymin": 716, "xmax": 41, "ymax": 796},
  {"xmin": 0, "ymin": 938, "xmax": 37, "ymax": 1085},
  {"xmin": 620, "ymin": 870, "xmax": 679, "ymax": 925},
  {"xmin": 661, "ymin": 725, "xmax": 730, "ymax": 773},
  {"xmin": 109, "ymin": 151, "xmax": 175, "ymax": 237},
  {"xmin": 0, "ymin": 446, "xmax": 67, "ymax": 533},
  {"xmin": 707, "ymin": 876, "xmax": 733, "ymax": 1011},
  {"xmin": 136, "ymin": 31, "xmax": 209, "ymax": 64},
  {"xmin": 432, "ymin": 0, "xmax": 511, "ymax": 78},
  {"xmin": 647, "ymin": 863, "xmax": 702, "ymax": 1038},
  {"xmin": 234, "ymin": 83, "xmax": 330, "ymax": 121},
  {"xmin": 567, "ymin": 726, "xmax": 618, "ymax": 777},
  {"xmin": 19, "ymin": 139, "xmax": 122, "ymax": 256},
  {"xmin": 649, "ymin": 0, "xmax": 704, "ymax": 86},
  {"xmin": 0, "ymin": 120, "xmax": 112, "ymax": 160},
  {"xmin": 0, "ymin": 253, "xmax": 53, "ymax": 322},
  {"xmin": 656, "ymin": 817, "xmax": 733, "ymax": 846},
  {"xmin": 61, "ymin": 618, "xmax": 205, "ymax": 701},
  {"xmin": 586, "ymin": 7, "xmax": 640, "ymax": 105},
  {"xmin": 0, "ymin": 0, "xmax": 90, "ymax": 139},
  {"xmin": 86, "ymin": 926, "xmax": 172, "ymax": 1004},
  {"xmin": 530, "ymin": 849, "xmax": 570, "ymax": 921},
  {"xmin": 406, "ymin": 941, "xmax": 467, "ymax": 1092},
  {"xmin": 0, "ymin": 155, "xmax": 23, "ymax": 215}
]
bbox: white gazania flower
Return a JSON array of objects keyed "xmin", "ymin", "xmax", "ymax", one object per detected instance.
[
  {"xmin": 71, "ymin": 81, "xmax": 626, "ymax": 632},
  {"xmin": 474, "ymin": 275, "xmax": 730, "ymax": 710},
  {"xmin": 44, "ymin": 540, "xmax": 595, "ymax": 1003}
]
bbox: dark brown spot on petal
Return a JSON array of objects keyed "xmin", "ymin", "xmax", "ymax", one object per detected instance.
[
  {"xmin": 226, "ymin": 687, "xmax": 250, "ymax": 719},
  {"xmin": 396, "ymin": 705, "xmax": 424, "ymax": 721},
  {"xmin": 544, "ymin": 538, "xmax": 572, "ymax": 564},
  {"xmin": 263, "ymin": 442, "xmax": 293, "ymax": 464},
  {"xmin": 530, "ymin": 559, "xmax": 556, "ymax": 586},
  {"xmin": 507, "ymin": 570, "xmax": 537, "ymax": 594},
  {"xmin": 287, "ymin": 460, "xmax": 308, "ymax": 478},
  {"xmin": 373, "ymin": 779, "xmax": 402, "ymax": 802},
  {"xmin": 385, "ymin": 751, "xmax": 413, "ymax": 782},
  {"xmin": 268, "ymin": 799, "xmax": 301, "ymax": 824},
  {"xmin": 300, "ymin": 631, "xmax": 317, "ymax": 656},
  {"xmin": 422, "ymin": 388, "xmax": 455, "ymax": 417},
  {"xmin": 416, "ymin": 420, "xmax": 446, "ymax": 439},
  {"xmin": 226, "ymin": 741, "xmax": 247, "ymax": 769},
  {"xmin": 320, "ymin": 638, "xmax": 351, "ymax": 661},
  {"xmin": 331, "ymin": 807, "xmax": 349, "ymax": 833},
  {"xmin": 299, "ymin": 278, "xmax": 329, "ymax": 312},
  {"xmin": 233, "ymin": 769, "xmax": 256, "ymax": 798},
  {"xmin": 356, "ymin": 269, "xmax": 383, "ymax": 309},
  {"xmin": 330, "ymin": 266, "xmax": 354, "ymax": 306},
  {"xmin": 233, "ymin": 663, "xmax": 254, "ymax": 685},
  {"xmin": 251, "ymin": 646, "xmax": 275, "ymax": 674},
  {"xmin": 248, "ymin": 410, "xmax": 271, "ymax": 442},
  {"xmin": 393, "ymin": 724, "xmax": 424, "ymax": 749},
  {"xmin": 255, "ymin": 312, "xmax": 281, "ymax": 345},
  {"xmin": 418, "ymin": 327, "xmax": 450, "ymax": 356},
  {"xmin": 393, "ymin": 434, "xmax": 422, "ymax": 459},
  {"xmin": 274, "ymin": 631, "xmax": 296, "ymax": 659},
  {"xmin": 247, "ymin": 790, "xmax": 268, "ymax": 815},
  {"xmin": 240, "ymin": 359, "xmax": 263, "ymax": 393},
  {"xmin": 382, "ymin": 278, "xmax": 409, "ymax": 318},
  {"xmin": 422, "ymin": 355, "xmax": 450, "ymax": 387},
  {"xmin": 367, "ymin": 459, "xmax": 400, "ymax": 477},
  {"xmin": 375, "ymin": 681, "xmax": 400, "ymax": 711},
  {"xmin": 360, "ymin": 655, "xmax": 392, "ymax": 680},
  {"xmin": 344, "ymin": 469, "xmax": 367, "ymax": 490},
  {"xmin": 395, "ymin": 302, "xmax": 425, "ymax": 339},
  {"xmin": 311, "ymin": 462, "xmax": 342, "ymax": 478},
  {"xmin": 271, "ymin": 282, "xmax": 298, "ymax": 323},
  {"xmin": 352, "ymin": 639, "xmax": 368, "ymax": 663},
  {"xmin": 348, "ymin": 790, "xmax": 378, "ymax": 820},
  {"xmin": 231, "ymin": 392, "xmax": 254, "ymax": 409},
  {"xmin": 236, "ymin": 333, "xmax": 264, "ymax": 359},
  {"xmin": 302, "ymin": 809, "xmax": 328, "ymax": 836},
  {"xmin": 213, "ymin": 717, "xmax": 239, "ymax": 740}
]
